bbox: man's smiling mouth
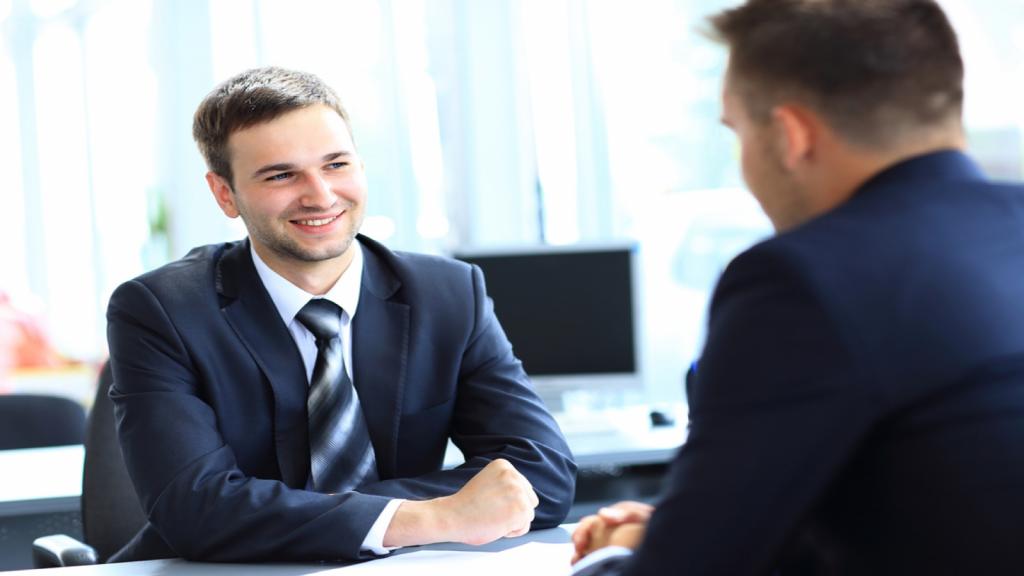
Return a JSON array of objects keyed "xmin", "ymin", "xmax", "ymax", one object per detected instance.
[{"xmin": 294, "ymin": 215, "xmax": 340, "ymax": 227}]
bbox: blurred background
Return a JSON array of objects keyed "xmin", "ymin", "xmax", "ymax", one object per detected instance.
[{"xmin": 1, "ymin": 0, "xmax": 1022, "ymax": 410}]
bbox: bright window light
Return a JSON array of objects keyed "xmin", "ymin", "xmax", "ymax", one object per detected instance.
[
  {"xmin": 521, "ymin": 0, "xmax": 580, "ymax": 245},
  {"xmin": 393, "ymin": 0, "xmax": 448, "ymax": 241},
  {"xmin": 0, "ymin": 50, "xmax": 27, "ymax": 296},
  {"xmin": 33, "ymin": 23, "xmax": 98, "ymax": 360},
  {"xmin": 209, "ymin": 0, "xmax": 257, "ymax": 81},
  {"xmin": 30, "ymin": 0, "xmax": 77, "ymax": 18},
  {"xmin": 361, "ymin": 216, "xmax": 396, "ymax": 243},
  {"xmin": 84, "ymin": 0, "xmax": 155, "ymax": 303}
]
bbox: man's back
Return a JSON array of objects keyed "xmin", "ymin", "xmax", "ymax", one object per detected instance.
[
  {"xmin": 762, "ymin": 150, "xmax": 1024, "ymax": 572},
  {"xmin": 621, "ymin": 151, "xmax": 1024, "ymax": 576}
]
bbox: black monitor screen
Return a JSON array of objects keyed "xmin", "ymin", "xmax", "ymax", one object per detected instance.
[{"xmin": 457, "ymin": 247, "xmax": 636, "ymax": 376}]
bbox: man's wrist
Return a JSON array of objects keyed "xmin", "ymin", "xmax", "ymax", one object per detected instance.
[
  {"xmin": 361, "ymin": 499, "xmax": 405, "ymax": 555},
  {"xmin": 382, "ymin": 497, "xmax": 454, "ymax": 547}
]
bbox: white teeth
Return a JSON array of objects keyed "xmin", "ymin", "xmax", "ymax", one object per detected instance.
[{"xmin": 297, "ymin": 216, "xmax": 337, "ymax": 226}]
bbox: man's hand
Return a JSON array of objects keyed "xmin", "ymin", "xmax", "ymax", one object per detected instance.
[
  {"xmin": 383, "ymin": 458, "xmax": 539, "ymax": 547},
  {"xmin": 571, "ymin": 501, "xmax": 654, "ymax": 564},
  {"xmin": 440, "ymin": 457, "xmax": 540, "ymax": 544}
]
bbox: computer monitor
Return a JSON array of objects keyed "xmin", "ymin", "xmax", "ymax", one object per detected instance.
[{"xmin": 455, "ymin": 244, "xmax": 642, "ymax": 410}]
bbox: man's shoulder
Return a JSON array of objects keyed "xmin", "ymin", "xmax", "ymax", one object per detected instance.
[
  {"xmin": 359, "ymin": 235, "xmax": 473, "ymax": 283},
  {"xmin": 117, "ymin": 240, "xmax": 244, "ymax": 299},
  {"xmin": 708, "ymin": 215, "xmax": 880, "ymax": 334}
]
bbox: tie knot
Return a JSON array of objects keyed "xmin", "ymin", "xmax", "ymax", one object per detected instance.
[{"xmin": 296, "ymin": 299, "xmax": 343, "ymax": 342}]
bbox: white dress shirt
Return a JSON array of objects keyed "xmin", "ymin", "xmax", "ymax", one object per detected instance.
[{"xmin": 250, "ymin": 241, "xmax": 402, "ymax": 555}]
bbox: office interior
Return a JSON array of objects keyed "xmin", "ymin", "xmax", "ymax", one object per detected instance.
[{"xmin": 0, "ymin": 0, "xmax": 1021, "ymax": 571}]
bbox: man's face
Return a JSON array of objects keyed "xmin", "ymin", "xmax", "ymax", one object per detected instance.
[
  {"xmin": 721, "ymin": 73, "xmax": 799, "ymax": 231},
  {"xmin": 212, "ymin": 104, "xmax": 367, "ymax": 270}
]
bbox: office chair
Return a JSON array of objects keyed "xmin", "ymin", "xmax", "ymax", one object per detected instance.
[
  {"xmin": 0, "ymin": 392, "xmax": 86, "ymax": 450},
  {"xmin": 32, "ymin": 362, "xmax": 147, "ymax": 567}
]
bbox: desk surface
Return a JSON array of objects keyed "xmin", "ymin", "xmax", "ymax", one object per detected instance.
[
  {"xmin": 556, "ymin": 404, "xmax": 687, "ymax": 468},
  {"xmin": 5, "ymin": 526, "xmax": 577, "ymax": 575},
  {"xmin": 0, "ymin": 445, "xmax": 83, "ymax": 516},
  {"xmin": 445, "ymin": 404, "xmax": 688, "ymax": 469}
]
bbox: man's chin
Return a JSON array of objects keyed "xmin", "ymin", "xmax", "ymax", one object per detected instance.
[{"xmin": 283, "ymin": 239, "xmax": 355, "ymax": 263}]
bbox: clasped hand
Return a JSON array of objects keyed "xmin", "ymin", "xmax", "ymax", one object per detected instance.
[{"xmin": 571, "ymin": 500, "xmax": 654, "ymax": 564}]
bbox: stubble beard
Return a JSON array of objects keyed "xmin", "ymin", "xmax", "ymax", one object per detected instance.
[
  {"xmin": 269, "ymin": 231, "xmax": 356, "ymax": 262},
  {"xmin": 248, "ymin": 208, "xmax": 364, "ymax": 264}
]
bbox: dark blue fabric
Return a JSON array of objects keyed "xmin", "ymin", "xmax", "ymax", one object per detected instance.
[
  {"xmin": 106, "ymin": 234, "xmax": 576, "ymax": 563},
  {"xmin": 589, "ymin": 151, "xmax": 1024, "ymax": 575}
]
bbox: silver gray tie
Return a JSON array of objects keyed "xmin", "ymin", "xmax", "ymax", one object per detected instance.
[{"xmin": 295, "ymin": 299, "xmax": 378, "ymax": 493}]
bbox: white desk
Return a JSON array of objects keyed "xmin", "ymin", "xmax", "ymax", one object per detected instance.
[
  {"xmin": 442, "ymin": 404, "xmax": 688, "ymax": 469},
  {"xmin": 4, "ymin": 526, "xmax": 577, "ymax": 575},
  {"xmin": 0, "ymin": 445, "xmax": 84, "ymax": 517},
  {"xmin": 555, "ymin": 404, "xmax": 688, "ymax": 468},
  {"xmin": 0, "ymin": 446, "xmax": 87, "ymax": 570}
]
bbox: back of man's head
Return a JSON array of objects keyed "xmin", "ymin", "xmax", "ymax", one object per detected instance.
[
  {"xmin": 192, "ymin": 67, "xmax": 352, "ymax": 186},
  {"xmin": 708, "ymin": 0, "xmax": 963, "ymax": 150}
]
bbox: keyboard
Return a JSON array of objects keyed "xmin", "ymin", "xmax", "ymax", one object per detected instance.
[{"xmin": 554, "ymin": 411, "xmax": 621, "ymax": 436}]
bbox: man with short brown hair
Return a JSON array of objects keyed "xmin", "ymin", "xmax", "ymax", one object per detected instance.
[
  {"xmin": 572, "ymin": 1, "xmax": 1024, "ymax": 573},
  {"xmin": 107, "ymin": 67, "xmax": 575, "ymax": 563}
]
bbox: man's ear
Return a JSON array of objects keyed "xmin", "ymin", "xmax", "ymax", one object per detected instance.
[
  {"xmin": 206, "ymin": 172, "xmax": 240, "ymax": 218},
  {"xmin": 771, "ymin": 105, "xmax": 816, "ymax": 171}
]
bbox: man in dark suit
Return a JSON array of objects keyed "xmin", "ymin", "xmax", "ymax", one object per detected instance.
[
  {"xmin": 106, "ymin": 67, "xmax": 575, "ymax": 563},
  {"xmin": 571, "ymin": 1, "xmax": 1024, "ymax": 574}
]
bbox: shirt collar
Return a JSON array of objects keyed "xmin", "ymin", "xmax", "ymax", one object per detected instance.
[{"xmin": 249, "ymin": 239, "xmax": 363, "ymax": 326}]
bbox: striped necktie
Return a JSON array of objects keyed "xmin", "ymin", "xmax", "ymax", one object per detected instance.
[{"xmin": 295, "ymin": 299, "xmax": 378, "ymax": 493}]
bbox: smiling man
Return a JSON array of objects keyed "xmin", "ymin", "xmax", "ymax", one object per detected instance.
[{"xmin": 105, "ymin": 67, "xmax": 575, "ymax": 563}]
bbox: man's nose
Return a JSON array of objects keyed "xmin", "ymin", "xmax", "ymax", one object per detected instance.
[{"xmin": 301, "ymin": 173, "xmax": 335, "ymax": 207}]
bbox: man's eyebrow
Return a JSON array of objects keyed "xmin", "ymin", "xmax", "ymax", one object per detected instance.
[
  {"xmin": 250, "ymin": 152, "xmax": 353, "ymax": 179},
  {"xmin": 251, "ymin": 162, "xmax": 295, "ymax": 179},
  {"xmin": 323, "ymin": 151, "xmax": 353, "ymax": 162}
]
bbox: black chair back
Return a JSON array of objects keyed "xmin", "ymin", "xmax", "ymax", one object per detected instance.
[
  {"xmin": 81, "ymin": 363, "xmax": 146, "ymax": 563},
  {"xmin": 0, "ymin": 393, "xmax": 86, "ymax": 450}
]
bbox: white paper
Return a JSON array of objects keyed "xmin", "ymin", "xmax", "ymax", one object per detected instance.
[{"xmin": 321, "ymin": 541, "xmax": 574, "ymax": 575}]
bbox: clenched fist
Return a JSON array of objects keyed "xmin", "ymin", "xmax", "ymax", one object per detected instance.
[{"xmin": 383, "ymin": 458, "xmax": 540, "ymax": 548}]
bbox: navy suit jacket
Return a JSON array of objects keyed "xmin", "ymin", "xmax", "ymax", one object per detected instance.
[
  {"xmin": 106, "ymin": 235, "xmax": 576, "ymax": 562},
  {"xmin": 581, "ymin": 151, "xmax": 1024, "ymax": 575}
]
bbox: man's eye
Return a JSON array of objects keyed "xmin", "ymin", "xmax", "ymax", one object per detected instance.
[
  {"xmin": 326, "ymin": 162, "xmax": 349, "ymax": 170},
  {"xmin": 266, "ymin": 172, "xmax": 292, "ymax": 182}
]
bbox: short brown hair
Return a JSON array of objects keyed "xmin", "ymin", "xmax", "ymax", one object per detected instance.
[
  {"xmin": 708, "ymin": 0, "xmax": 963, "ymax": 147},
  {"xmin": 192, "ymin": 67, "xmax": 352, "ymax": 185}
]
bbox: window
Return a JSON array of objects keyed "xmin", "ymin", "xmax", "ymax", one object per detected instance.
[
  {"xmin": 33, "ymin": 22, "xmax": 98, "ymax": 358},
  {"xmin": 0, "ymin": 46, "xmax": 27, "ymax": 299},
  {"xmin": 2, "ymin": 0, "xmax": 1020, "ymax": 406}
]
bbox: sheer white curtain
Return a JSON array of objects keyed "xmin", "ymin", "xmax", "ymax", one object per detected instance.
[{"xmin": 1, "ymin": 0, "xmax": 1020, "ymax": 402}]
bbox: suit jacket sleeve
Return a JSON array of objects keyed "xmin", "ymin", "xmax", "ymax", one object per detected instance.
[
  {"xmin": 352, "ymin": 263, "xmax": 577, "ymax": 528},
  {"xmin": 604, "ymin": 246, "xmax": 878, "ymax": 575},
  {"xmin": 107, "ymin": 279, "xmax": 391, "ymax": 562}
]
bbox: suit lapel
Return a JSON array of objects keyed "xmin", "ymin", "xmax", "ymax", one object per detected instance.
[
  {"xmin": 352, "ymin": 237, "xmax": 409, "ymax": 480},
  {"xmin": 216, "ymin": 240, "xmax": 310, "ymax": 488}
]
